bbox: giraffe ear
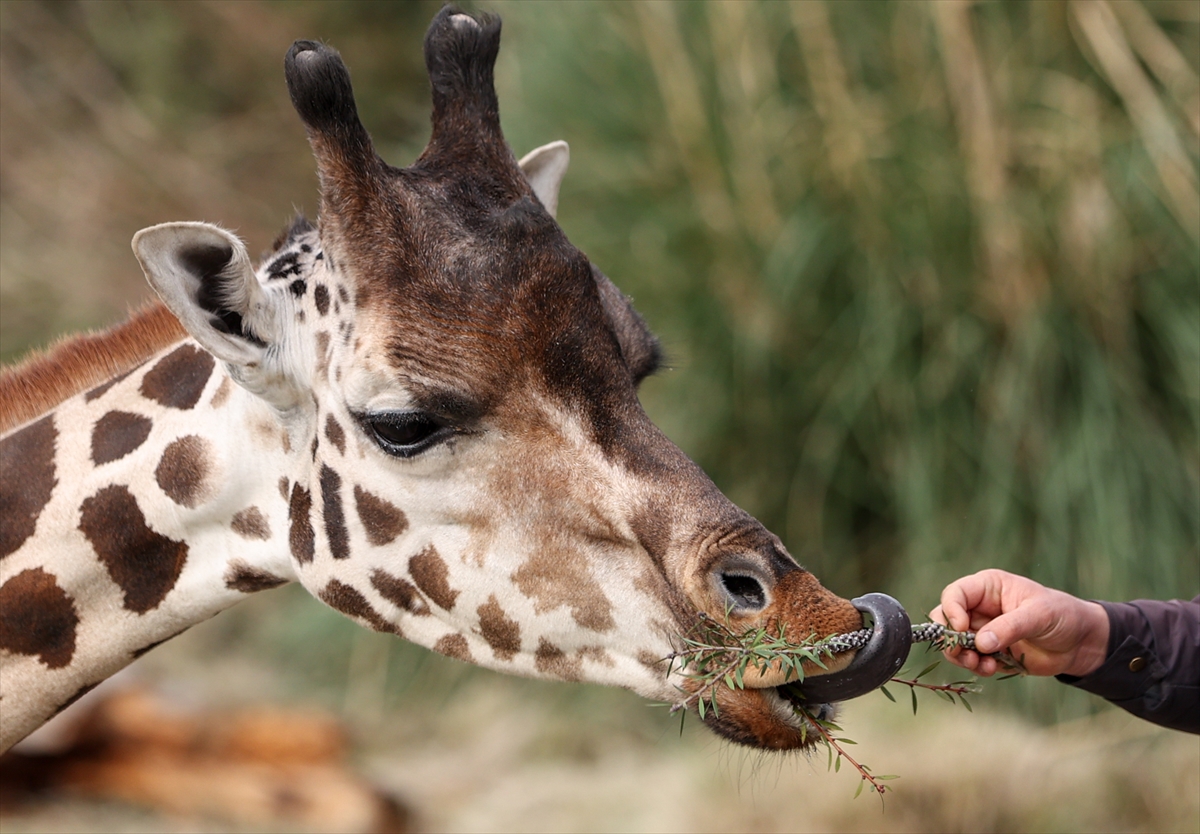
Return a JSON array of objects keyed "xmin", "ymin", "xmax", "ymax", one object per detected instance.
[
  {"xmin": 519, "ymin": 140, "xmax": 569, "ymax": 219},
  {"xmin": 133, "ymin": 222, "xmax": 282, "ymax": 368}
]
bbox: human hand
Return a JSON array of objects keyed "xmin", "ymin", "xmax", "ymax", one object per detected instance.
[{"xmin": 931, "ymin": 569, "xmax": 1110, "ymax": 678}]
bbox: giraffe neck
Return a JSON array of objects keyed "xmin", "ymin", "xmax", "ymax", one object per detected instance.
[{"xmin": 0, "ymin": 340, "xmax": 298, "ymax": 749}]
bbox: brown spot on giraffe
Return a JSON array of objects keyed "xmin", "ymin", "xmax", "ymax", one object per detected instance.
[
  {"xmin": 231, "ymin": 506, "xmax": 271, "ymax": 540},
  {"xmin": 370, "ymin": 568, "xmax": 430, "ymax": 616},
  {"xmin": 209, "ymin": 376, "xmax": 232, "ymax": 408},
  {"xmin": 637, "ymin": 649, "xmax": 666, "ymax": 673},
  {"xmin": 224, "ymin": 558, "xmax": 289, "ymax": 593},
  {"xmin": 408, "ymin": 546, "xmax": 458, "ymax": 610},
  {"xmin": 315, "ymin": 331, "xmax": 331, "ymax": 379},
  {"xmin": 139, "ymin": 344, "xmax": 215, "ymax": 409},
  {"xmin": 534, "ymin": 638, "xmax": 582, "ymax": 681},
  {"xmin": 154, "ymin": 435, "xmax": 215, "ymax": 508},
  {"xmin": 84, "ymin": 367, "xmax": 135, "ymax": 403},
  {"xmin": 79, "ymin": 486, "xmax": 188, "ymax": 614},
  {"xmin": 512, "ymin": 548, "xmax": 615, "ymax": 633},
  {"xmin": 477, "ymin": 595, "xmax": 521, "ymax": 661},
  {"xmin": 577, "ymin": 645, "xmax": 614, "ymax": 666},
  {"xmin": 433, "ymin": 633, "xmax": 472, "ymax": 663},
  {"xmin": 324, "ymin": 414, "xmax": 346, "ymax": 455},
  {"xmin": 354, "ymin": 486, "xmax": 408, "ymax": 546},
  {"xmin": 288, "ymin": 484, "xmax": 315, "ymax": 564},
  {"xmin": 0, "ymin": 568, "xmax": 79, "ymax": 668},
  {"xmin": 318, "ymin": 579, "xmax": 399, "ymax": 635},
  {"xmin": 251, "ymin": 419, "xmax": 283, "ymax": 450},
  {"xmin": 314, "ymin": 283, "xmax": 331, "ymax": 316},
  {"xmin": 319, "ymin": 465, "xmax": 350, "ymax": 559},
  {"xmin": 278, "ymin": 477, "xmax": 290, "ymax": 502},
  {"xmin": 0, "ymin": 414, "xmax": 58, "ymax": 559},
  {"xmin": 91, "ymin": 411, "xmax": 153, "ymax": 466}
]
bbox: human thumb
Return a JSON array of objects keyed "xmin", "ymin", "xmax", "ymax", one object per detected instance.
[{"xmin": 974, "ymin": 607, "xmax": 1040, "ymax": 654}]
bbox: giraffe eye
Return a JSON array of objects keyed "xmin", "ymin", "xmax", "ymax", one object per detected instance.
[{"xmin": 360, "ymin": 411, "xmax": 453, "ymax": 458}]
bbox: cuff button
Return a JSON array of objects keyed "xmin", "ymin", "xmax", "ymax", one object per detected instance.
[{"xmin": 1128, "ymin": 657, "xmax": 1146, "ymax": 672}]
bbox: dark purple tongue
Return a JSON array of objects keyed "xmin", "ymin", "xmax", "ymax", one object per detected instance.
[{"xmin": 795, "ymin": 593, "xmax": 912, "ymax": 703}]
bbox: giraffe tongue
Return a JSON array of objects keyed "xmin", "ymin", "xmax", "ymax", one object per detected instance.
[{"xmin": 789, "ymin": 593, "xmax": 913, "ymax": 704}]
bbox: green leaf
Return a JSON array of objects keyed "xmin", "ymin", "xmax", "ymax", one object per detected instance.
[
  {"xmin": 854, "ymin": 779, "xmax": 865, "ymax": 799},
  {"xmin": 880, "ymin": 685, "xmax": 895, "ymax": 702},
  {"xmin": 834, "ymin": 755, "xmax": 841, "ymax": 772},
  {"xmin": 910, "ymin": 687, "xmax": 919, "ymax": 715},
  {"xmin": 697, "ymin": 696, "xmax": 706, "ymax": 720},
  {"xmin": 960, "ymin": 695, "xmax": 973, "ymax": 713},
  {"xmin": 915, "ymin": 661, "xmax": 940, "ymax": 680},
  {"xmin": 838, "ymin": 738, "xmax": 857, "ymax": 744}
]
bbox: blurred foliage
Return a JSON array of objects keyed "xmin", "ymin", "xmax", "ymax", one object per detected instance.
[{"xmin": 2, "ymin": 0, "xmax": 1198, "ymax": 725}]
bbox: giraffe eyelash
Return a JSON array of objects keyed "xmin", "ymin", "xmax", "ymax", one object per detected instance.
[{"xmin": 355, "ymin": 411, "xmax": 457, "ymax": 458}]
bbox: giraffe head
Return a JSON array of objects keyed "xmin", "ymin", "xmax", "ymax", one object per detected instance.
[{"xmin": 130, "ymin": 8, "xmax": 895, "ymax": 750}]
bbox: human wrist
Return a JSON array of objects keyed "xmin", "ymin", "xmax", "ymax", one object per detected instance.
[{"xmin": 1064, "ymin": 600, "xmax": 1110, "ymax": 677}]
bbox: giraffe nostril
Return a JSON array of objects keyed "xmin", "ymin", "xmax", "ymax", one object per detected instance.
[{"xmin": 719, "ymin": 572, "xmax": 768, "ymax": 612}]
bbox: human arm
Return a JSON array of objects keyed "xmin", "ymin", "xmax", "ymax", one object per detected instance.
[{"xmin": 932, "ymin": 569, "xmax": 1200, "ymax": 734}]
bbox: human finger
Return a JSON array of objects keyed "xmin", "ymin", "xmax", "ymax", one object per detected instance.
[
  {"xmin": 937, "ymin": 585, "xmax": 974, "ymax": 632},
  {"xmin": 943, "ymin": 647, "xmax": 978, "ymax": 671},
  {"xmin": 975, "ymin": 654, "xmax": 999, "ymax": 677}
]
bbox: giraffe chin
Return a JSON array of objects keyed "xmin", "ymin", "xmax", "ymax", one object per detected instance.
[{"xmin": 699, "ymin": 685, "xmax": 837, "ymax": 751}]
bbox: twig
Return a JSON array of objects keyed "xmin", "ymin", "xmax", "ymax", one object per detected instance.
[{"xmin": 793, "ymin": 704, "xmax": 897, "ymax": 800}]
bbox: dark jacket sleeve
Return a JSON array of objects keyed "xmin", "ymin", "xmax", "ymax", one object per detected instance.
[{"xmin": 1056, "ymin": 595, "xmax": 1199, "ymax": 734}]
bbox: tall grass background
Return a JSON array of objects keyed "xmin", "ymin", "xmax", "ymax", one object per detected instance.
[{"xmin": 1, "ymin": 2, "xmax": 1197, "ymax": 829}]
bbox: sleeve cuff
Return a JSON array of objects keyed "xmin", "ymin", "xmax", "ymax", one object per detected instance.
[{"xmin": 1056, "ymin": 633, "xmax": 1166, "ymax": 702}]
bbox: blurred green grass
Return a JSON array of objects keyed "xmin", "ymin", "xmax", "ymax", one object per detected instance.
[{"xmin": 1, "ymin": 0, "xmax": 1197, "ymax": 734}]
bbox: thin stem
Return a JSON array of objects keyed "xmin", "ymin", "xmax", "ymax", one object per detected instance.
[
  {"xmin": 794, "ymin": 704, "xmax": 892, "ymax": 801},
  {"xmin": 889, "ymin": 677, "xmax": 979, "ymax": 695}
]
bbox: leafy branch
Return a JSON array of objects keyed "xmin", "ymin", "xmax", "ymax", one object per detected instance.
[
  {"xmin": 665, "ymin": 613, "xmax": 1012, "ymax": 798},
  {"xmin": 665, "ymin": 612, "xmax": 839, "ymax": 720}
]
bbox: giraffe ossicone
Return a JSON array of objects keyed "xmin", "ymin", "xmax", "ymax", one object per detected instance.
[{"xmin": 0, "ymin": 7, "xmax": 902, "ymax": 753}]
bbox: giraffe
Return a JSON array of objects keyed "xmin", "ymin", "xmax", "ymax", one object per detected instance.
[{"xmin": 0, "ymin": 8, "xmax": 901, "ymax": 753}]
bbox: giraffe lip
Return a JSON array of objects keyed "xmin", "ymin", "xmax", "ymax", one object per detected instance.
[
  {"xmin": 699, "ymin": 684, "xmax": 836, "ymax": 749},
  {"xmin": 791, "ymin": 593, "xmax": 913, "ymax": 703}
]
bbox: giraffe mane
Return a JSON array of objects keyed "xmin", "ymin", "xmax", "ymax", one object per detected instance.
[{"xmin": 0, "ymin": 301, "xmax": 187, "ymax": 435}]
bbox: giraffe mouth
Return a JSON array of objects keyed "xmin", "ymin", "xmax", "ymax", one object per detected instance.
[{"xmin": 696, "ymin": 594, "xmax": 913, "ymax": 750}]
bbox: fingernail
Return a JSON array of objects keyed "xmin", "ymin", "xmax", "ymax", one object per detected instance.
[{"xmin": 977, "ymin": 631, "xmax": 999, "ymax": 652}]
